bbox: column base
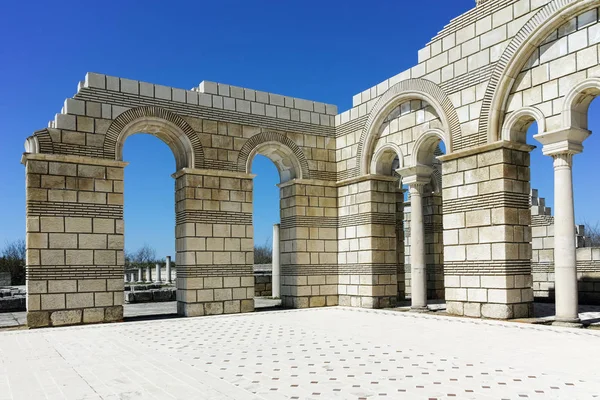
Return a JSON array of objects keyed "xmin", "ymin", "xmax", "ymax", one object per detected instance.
[
  {"xmin": 410, "ymin": 306, "xmax": 429, "ymax": 313},
  {"xmin": 552, "ymin": 318, "xmax": 583, "ymax": 328}
]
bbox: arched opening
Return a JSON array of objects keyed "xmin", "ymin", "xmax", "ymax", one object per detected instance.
[
  {"xmin": 367, "ymin": 97, "xmax": 448, "ymax": 307},
  {"xmin": 122, "ymin": 133, "xmax": 177, "ymax": 319},
  {"xmin": 244, "ymin": 137, "xmax": 306, "ymax": 308},
  {"xmin": 406, "ymin": 132, "xmax": 447, "ymax": 304},
  {"xmin": 250, "ymin": 154, "xmax": 281, "ymax": 308},
  {"xmin": 573, "ymin": 97, "xmax": 600, "ymax": 307}
]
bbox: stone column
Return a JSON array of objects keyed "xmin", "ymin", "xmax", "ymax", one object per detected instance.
[
  {"xmin": 124, "ymin": 273, "xmax": 129, "ymax": 283},
  {"xmin": 155, "ymin": 263, "xmax": 162, "ymax": 283},
  {"xmin": 137, "ymin": 267, "xmax": 143, "ymax": 283},
  {"xmin": 397, "ymin": 166, "xmax": 433, "ymax": 311},
  {"xmin": 166, "ymin": 256, "xmax": 172, "ymax": 283},
  {"xmin": 535, "ymin": 127, "xmax": 590, "ymax": 325},
  {"xmin": 146, "ymin": 266, "xmax": 151, "ymax": 283},
  {"xmin": 272, "ymin": 224, "xmax": 281, "ymax": 298}
]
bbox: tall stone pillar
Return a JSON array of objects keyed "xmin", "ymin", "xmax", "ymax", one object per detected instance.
[
  {"xmin": 174, "ymin": 169, "xmax": 254, "ymax": 317},
  {"xmin": 23, "ymin": 154, "xmax": 126, "ymax": 328},
  {"xmin": 397, "ymin": 166, "xmax": 433, "ymax": 310},
  {"xmin": 137, "ymin": 267, "xmax": 143, "ymax": 283},
  {"xmin": 155, "ymin": 263, "xmax": 162, "ymax": 283},
  {"xmin": 279, "ymin": 179, "xmax": 338, "ymax": 308},
  {"xmin": 438, "ymin": 142, "xmax": 534, "ymax": 319},
  {"xmin": 535, "ymin": 128, "xmax": 590, "ymax": 325},
  {"xmin": 272, "ymin": 224, "xmax": 281, "ymax": 298},
  {"xmin": 337, "ymin": 176, "xmax": 398, "ymax": 308},
  {"xmin": 166, "ymin": 256, "xmax": 172, "ymax": 283},
  {"xmin": 146, "ymin": 266, "xmax": 151, "ymax": 283}
]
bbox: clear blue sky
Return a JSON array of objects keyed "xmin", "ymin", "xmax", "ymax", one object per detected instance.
[{"xmin": 1, "ymin": 0, "xmax": 599, "ymax": 258}]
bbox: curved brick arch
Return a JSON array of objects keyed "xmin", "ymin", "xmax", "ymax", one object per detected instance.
[
  {"xmin": 480, "ymin": 0, "xmax": 597, "ymax": 144},
  {"xmin": 357, "ymin": 79, "xmax": 460, "ymax": 176},
  {"xmin": 104, "ymin": 106, "xmax": 205, "ymax": 169},
  {"xmin": 237, "ymin": 131, "xmax": 310, "ymax": 182}
]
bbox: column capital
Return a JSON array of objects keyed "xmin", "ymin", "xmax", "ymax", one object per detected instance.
[
  {"xmin": 533, "ymin": 127, "xmax": 590, "ymax": 157},
  {"xmin": 552, "ymin": 152, "xmax": 573, "ymax": 170},
  {"xmin": 395, "ymin": 165, "xmax": 433, "ymax": 188}
]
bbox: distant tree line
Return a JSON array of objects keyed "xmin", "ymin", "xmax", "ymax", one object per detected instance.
[
  {"xmin": 0, "ymin": 239, "xmax": 26, "ymax": 285},
  {"xmin": 125, "ymin": 244, "xmax": 174, "ymax": 269},
  {"xmin": 254, "ymin": 239, "xmax": 272, "ymax": 264},
  {"xmin": 581, "ymin": 221, "xmax": 600, "ymax": 247}
]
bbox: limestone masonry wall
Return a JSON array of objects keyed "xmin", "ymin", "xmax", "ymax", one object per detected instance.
[{"xmin": 22, "ymin": 0, "xmax": 600, "ymax": 326}]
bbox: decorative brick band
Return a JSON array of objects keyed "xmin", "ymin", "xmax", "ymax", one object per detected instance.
[
  {"xmin": 27, "ymin": 201, "xmax": 123, "ymax": 219},
  {"xmin": 335, "ymin": 115, "xmax": 368, "ymax": 138},
  {"xmin": 178, "ymin": 265, "xmax": 253, "ymax": 278},
  {"xmin": 281, "ymin": 264, "xmax": 396, "ymax": 276},
  {"xmin": 444, "ymin": 260, "xmax": 531, "ymax": 276},
  {"xmin": 27, "ymin": 267, "xmax": 122, "ymax": 280},
  {"xmin": 532, "ymin": 215, "xmax": 554, "ymax": 227},
  {"xmin": 439, "ymin": 64, "xmax": 496, "ymax": 97},
  {"xmin": 34, "ymin": 128, "xmax": 54, "ymax": 154},
  {"xmin": 443, "ymin": 192, "xmax": 530, "ymax": 214},
  {"xmin": 281, "ymin": 216, "xmax": 337, "ymax": 229},
  {"xmin": 338, "ymin": 213, "xmax": 396, "ymax": 228},
  {"xmin": 104, "ymin": 106, "xmax": 205, "ymax": 168},
  {"xmin": 236, "ymin": 131, "xmax": 310, "ymax": 179},
  {"xmin": 577, "ymin": 260, "xmax": 600, "ymax": 272},
  {"xmin": 53, "ymin": 142, "xmax": 105, "ymax": 158},
  {"xmin": 203, "ymin": 159, "xmax": 238, "ymax": 172},
  {"xmin": 532, "ymin": 262, "xmax": 553, "ymax": 273},
  {"xmin": 310, "ymin": 170, "xmax": 337, "ymax": 182},
  {"xmin": 176, "ymin": 210, "xmax": 252, "ymax": 225}
]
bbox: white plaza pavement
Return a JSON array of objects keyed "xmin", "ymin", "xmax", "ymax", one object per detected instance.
[{"xmin": 1, "ymin": 307, "xmax": 599, "ymax": 399}]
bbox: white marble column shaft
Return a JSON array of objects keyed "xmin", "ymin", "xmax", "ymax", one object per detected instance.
[
  {"xmin": 409, "ymin": 183, "xmax": 427, "ymax": 310},
  {"xmin": 552, "ymin": 153, "xmax": 579, "ymax": 323},
  {"xmin": 166, "ymin": 256, "xmax": 172, "ymax": 283},
  {"xmin": 155, "ymin": 263, "xmax": 162, "ymax": 283}
]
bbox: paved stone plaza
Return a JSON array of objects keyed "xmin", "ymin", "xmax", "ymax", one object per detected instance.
[{"xmin": 1, "ymin": 307, "xmax": 599, "ymax": 399}]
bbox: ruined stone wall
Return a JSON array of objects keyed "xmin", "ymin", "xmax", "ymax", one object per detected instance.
[{"xmin": 530, "ymin": 189, "xmax": 600, "ymax": 304}]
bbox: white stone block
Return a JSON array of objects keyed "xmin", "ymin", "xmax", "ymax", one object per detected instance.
[
  {"xmin": 199, "ymin": 81, "xmax": 218, "ymax": 95},
  {"xmin": 154, "ymin": 85, "xmax": 171, "ymax": 100},
  {"xmin": 64, "ymin": 99, "xmax": 85, "ymax": 116},
  {"xmin": 85, "ymin": 72, "xmax": 105, "ymax": 89},
  {"xmin": 236, "ymin": 99, "xmax": 251, "ymax": 113},
  {"xmin": 186, "ymin": 90, "xmax": 199, "ymax": 105},
  {"xmin": 198, "ymin": 93, "xmax": 212, "ymax": 107},
  {"xmin": 120, "ymin": 78, "xmax": 138, "ymax": 95},
  {"xmin": 172, "ymin": 88, "xmax": 186, "ymax": 103},
  {"xmin": 139, "ymin": 82, "xmax": 154, "ymax": 97}
]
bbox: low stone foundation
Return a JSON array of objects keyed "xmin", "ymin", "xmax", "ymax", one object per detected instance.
[
  {"xmin": 125, "ymin": 287, "xmax": 176, "ymax": 303},
  {"xmin": 0, "ymin": 287, "xmax": 26, "ymax": 312},
  {"xmin": 0, "ymin": 272, "xmax": 11, "ymax": 286}
]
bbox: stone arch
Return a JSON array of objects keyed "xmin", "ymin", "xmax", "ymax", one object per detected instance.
[
  {"xmin": 501, "ymin": 106, "xmax": 546, "ymax": 144},
  {"xmin": 480, "ymin": 0, "xmax": 598, "ymax": 144},
  {"xmin": 562, "ymin": 77, "xmax": 600, "ymax": 130},
  {"xmin": 370, "ymin": 142, "xmax": 405, "ymax": 176},
  {"xmin": 358, "ymin": 79, "xmax": 459, "ymax": 176},
  {"xmin": 237, "ymin": 131, "xmax": 310, "ymax": 182},
  {"xmin": 411, "ymin": 128, "xmax": 446, "ymax": 167},
  {"xmin": 104, "ymin": 106, "xmax": 204, "ymax": 170}
]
